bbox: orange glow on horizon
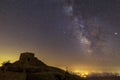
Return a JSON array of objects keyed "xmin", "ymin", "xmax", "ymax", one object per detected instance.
[
  {"xmin": 1, "ymin": 52, "xmax": 120, "ymax": 76},
  {"xmin": 73, "ymin": 68, "xmax": 120, "ymax": 76},
  {"xmin": 73, "ymin": 69, "xmax": 89, "ymax": 78}
]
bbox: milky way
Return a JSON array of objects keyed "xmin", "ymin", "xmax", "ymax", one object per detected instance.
[{"xmin": 63, "ymin": 0, "xmax": 106, "ymax": 55}]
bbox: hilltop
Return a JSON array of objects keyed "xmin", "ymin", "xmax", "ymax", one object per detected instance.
[{"xmin": 0, "ymin": 52, "xmax": 82, "ymax": 80}]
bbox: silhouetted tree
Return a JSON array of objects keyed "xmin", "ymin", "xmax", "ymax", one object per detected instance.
[
  {"xmin": 1, "ymin": 60, "xmax": 11, "ymax": 72},
  {"xmin": 2, "ymin": 61, "xmax": 11, "ymax": 67}
]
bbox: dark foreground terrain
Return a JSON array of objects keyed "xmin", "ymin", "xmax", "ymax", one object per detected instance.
[
  {"xmin": 27, "ymin": 74, "xmax": 120, "ymax": 80},
  {"xmin": 84, "ymin": 76, "xmax": 120, "ymax": 80}
]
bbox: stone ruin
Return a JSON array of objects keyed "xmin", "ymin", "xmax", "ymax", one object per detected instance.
[
  {"xmin": 0, "ymin": 52, "xmax": 49, "ymax": 80},
  {"xmin": 20, "ymin": 52, "xmax": 35, "ymax": 63},
  {"xmin": 0, "ymin": 52, "xmax": 80, "ymax": 80},
  {"xmin": 9, "ymin": 52, "xmax": 46, "ymax": 72}
]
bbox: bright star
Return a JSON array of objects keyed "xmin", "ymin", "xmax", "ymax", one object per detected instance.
[{"xmin": 114, "ymin": 32, "xmax": 118, "ymax": 35}]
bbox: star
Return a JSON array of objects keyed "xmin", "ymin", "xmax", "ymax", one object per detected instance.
[
  {"xmin": 114, "ymin": 32, "xmax": 118, "ymax": 35},
  {"xmin": 63, "ymin": 31, "xmax": 67, "ymax": 34}
]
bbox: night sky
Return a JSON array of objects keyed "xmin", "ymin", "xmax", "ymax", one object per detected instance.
[{"xmin": 0, "ymin": 0, "xmax": 120, "ymax": 73}]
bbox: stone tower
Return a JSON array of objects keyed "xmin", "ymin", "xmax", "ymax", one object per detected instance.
[
  {"xmin": 20, "ymin": 52, "xmax": 35, "ymax": 63},
  {"xmin": 18, "ymin": 52, "xmax": 46, "ymax": 67}
]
